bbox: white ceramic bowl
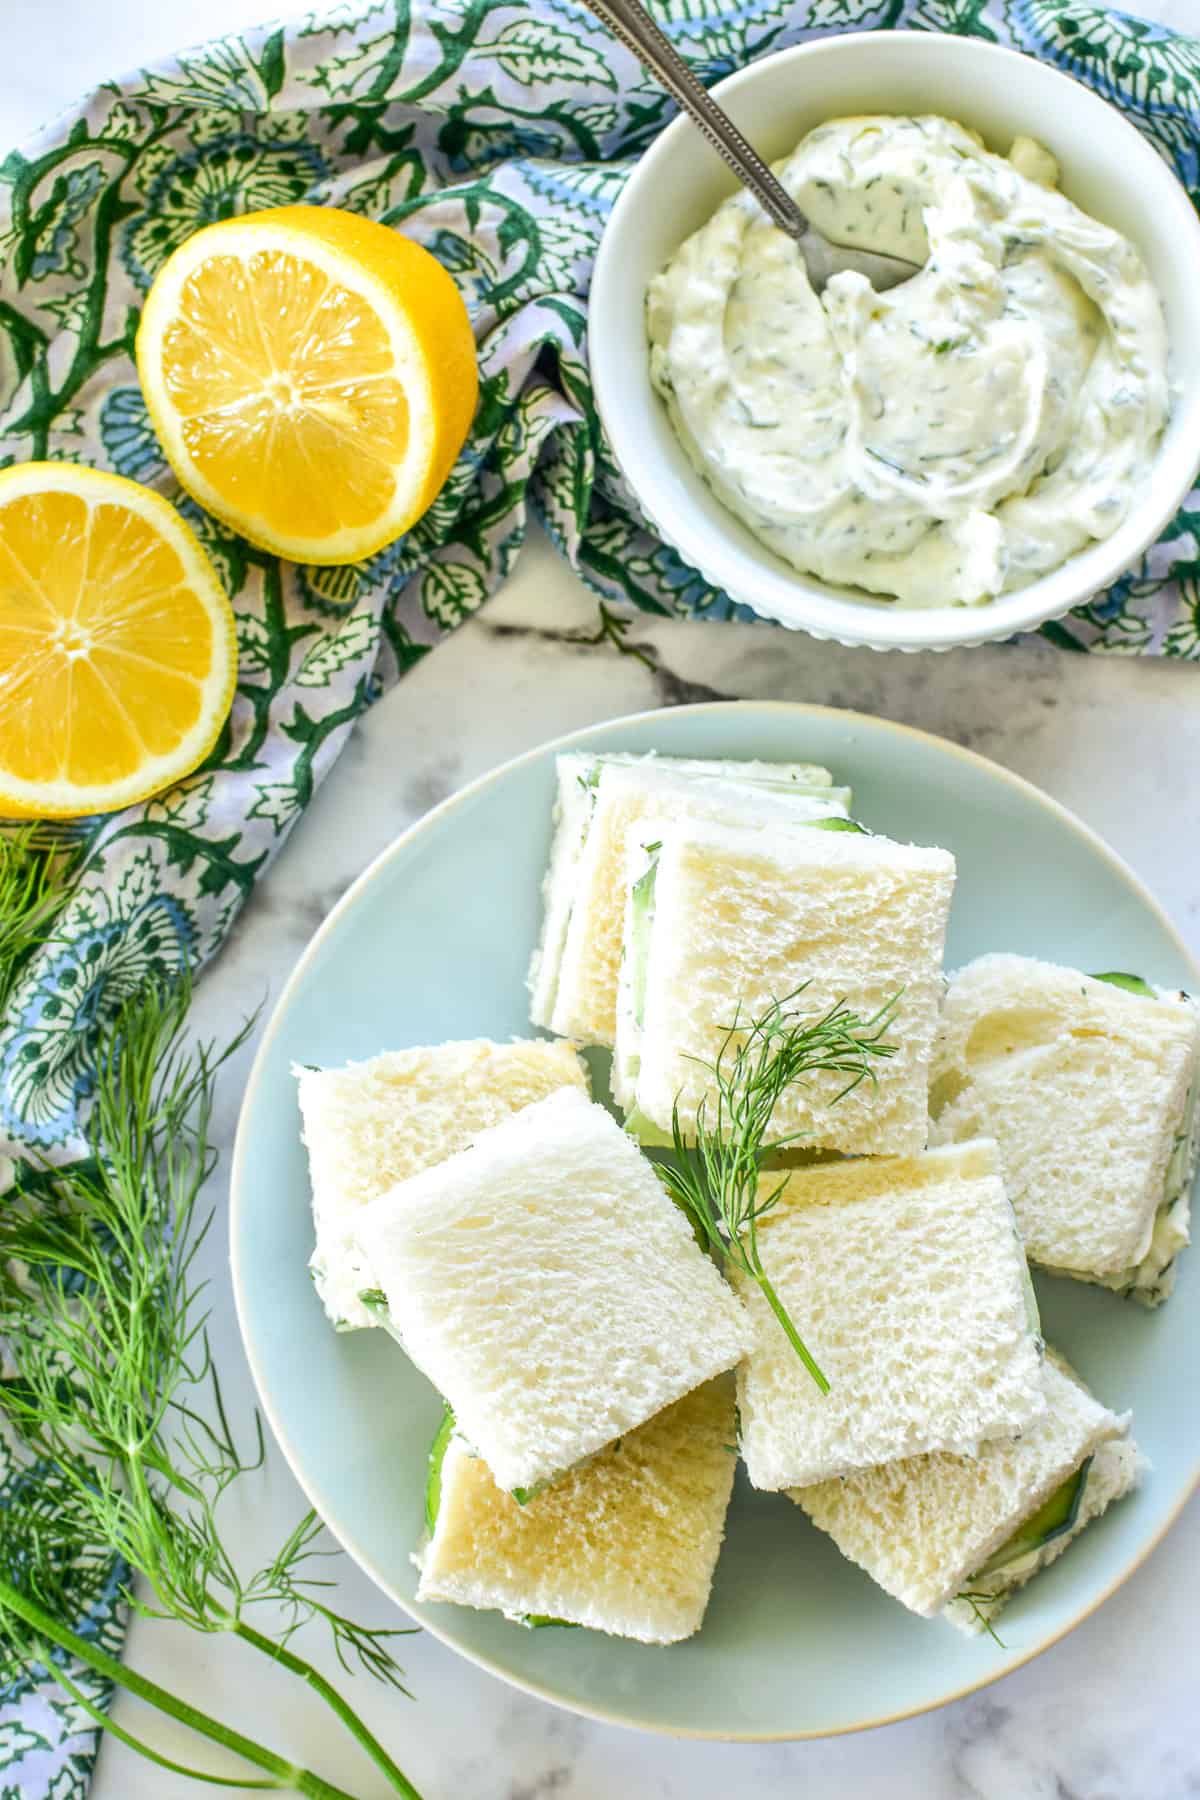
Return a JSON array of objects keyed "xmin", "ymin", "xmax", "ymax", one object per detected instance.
[{"xmin": 589, "ymin": 32, "xmax": 1200, "ymax": 652}]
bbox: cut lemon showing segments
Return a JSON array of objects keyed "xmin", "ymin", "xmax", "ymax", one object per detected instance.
[
  {"xmin": 136, "ymin": 205, "xmax": 479, "ymax": 566},
  {"xmin": 0, "ymin": 464, "xmax": 237, "ymax": 819}
]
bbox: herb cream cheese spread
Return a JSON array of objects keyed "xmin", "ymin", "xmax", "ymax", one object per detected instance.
[{"xmin": 646, "ymin": 115, "xmax": 1169, "ymax": 607}]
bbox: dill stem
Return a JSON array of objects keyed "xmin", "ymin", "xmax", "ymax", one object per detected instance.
[
  {"xmin": 233, "ymin": 1621, "xmax": 424, "ymax": 1800},
  {"xmin": 49, "ymin": 1661, "xmax": 279, "ymax": 1789},
  {"xmin": 756, "ymin": 1268, "xmax": 830, "ymax": 1395},
  {"xmin": 0, "ymin": 1578, "xmax": 360, "ymax": 1800}
]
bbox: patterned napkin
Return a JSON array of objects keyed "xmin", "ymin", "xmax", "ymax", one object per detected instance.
[{"xmin": 1, "ymin": 0, "xmax": 1198, "ymax": 1791}]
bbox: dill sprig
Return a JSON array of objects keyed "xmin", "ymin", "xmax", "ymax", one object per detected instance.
[
  {"xmin": 956, "ymin": 1592, "xmax": 1007, "ymax": 1647},
  {"xmin": 0, "ymin": 822, "xmax": 84, "ymax": 1015},
  {"xmin": 0, "ymin": 980, "xmax": 423, "ymax": 1799},
  {"xmin": 657, "ymin": 984, "xmax": 898, "ymax": 1394}
]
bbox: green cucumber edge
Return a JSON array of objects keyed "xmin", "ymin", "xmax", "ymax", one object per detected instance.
[
  {"xmin": 424, "ymin": 1401, "xmax": 456, "ymax": 1534},
  {"xmin": 1090, "ymin": 970, "xmax": 1155, "ymax": 998},
  {"xmin": 974, "ymin": 1455, "xmax": 1092, "ymax": 1579}
]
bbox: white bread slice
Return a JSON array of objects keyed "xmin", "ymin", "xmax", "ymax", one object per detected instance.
[
  {"xmin": 791, "ymin": 1353, "xmax": 1138, "ymax": 1629},
  {"xmin": 415, "ymin": 1378, "xmax": 737, "ymax": 1643},
  {"xmin": 631, "ymin": 818, "xmax": 955, "ymax": 1154},
  {"xmin": 527, "ymin": 751, "xmax": 845, "ymax": 1033},
  {"xmin": 295, "ymin": 1039, "xmax": 588, "ymax": 1330},
  {"xmin": 734, "ymin": 1142, "xmax": 1044, "ymax": 1489},
  {"xmin": 546, "ymin": 764, "xmax": 848, "ymax": 1047},
  {"xmin": 354, "ymin": 1087, "xmax": 750, "ymax": 1493},
  {"xmin": 930, "ymin": 954, "xmax": 1200, "ymax": 1300}
]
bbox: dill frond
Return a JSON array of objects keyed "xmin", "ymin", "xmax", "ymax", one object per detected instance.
[
  {"xmin": 956, "ymin": 1591, "xmax": 1008, "ymax": 1647},
  {"xmin": 657, "ymin": 983, "xmax": 898, "ymax": 1392},
  {"xmin": 0, "ymin": 979, "xmax": 422, "ymax": 1797}
]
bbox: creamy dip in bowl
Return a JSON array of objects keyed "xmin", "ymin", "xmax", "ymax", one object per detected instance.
[
  {"xmin": 589, "ymin": 33, "xmax": 1200, "ymax": 651},
  {"xmin": 646, "ymin": 116, "xmax": 1168, "ymax": 609}
]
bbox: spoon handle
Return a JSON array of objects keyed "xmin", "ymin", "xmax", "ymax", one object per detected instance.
[{"xmin": 583, "ymin": 0, "xmax": 810, "ymax": 242}]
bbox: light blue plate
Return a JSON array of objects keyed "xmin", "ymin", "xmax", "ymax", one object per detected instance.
[{"xmin": 231, "ymin": 701, "xmax": 1199, "ymax": 1740}]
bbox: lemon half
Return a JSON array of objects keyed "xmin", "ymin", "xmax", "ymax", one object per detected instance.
[
  {"xmin": 136, "ymin": 205, "xmax": 478, "ymax": 566},
  {"xmin": 0, "ymin": 463, "xmax": 237, "ymax": 818}
]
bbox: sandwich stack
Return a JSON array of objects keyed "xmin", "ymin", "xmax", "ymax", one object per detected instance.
[{"xmin": 293, "ymin": 750, "xmax": 1195, "ymax": 1645}]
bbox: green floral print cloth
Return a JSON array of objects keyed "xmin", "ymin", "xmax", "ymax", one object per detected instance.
[{"xmin": 2, "ymin": 0, "xmax": 1199, "ymax": 1792}]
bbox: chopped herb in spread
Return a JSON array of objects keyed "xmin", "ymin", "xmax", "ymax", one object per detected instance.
[{"xmin": 646, "ymin": 115, "xmax": 1168, "ymax": 609}]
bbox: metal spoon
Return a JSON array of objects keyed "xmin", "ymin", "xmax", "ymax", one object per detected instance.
[{"xmin": 584, "ymin": 0, "xmax": 916, "ymax": 293}]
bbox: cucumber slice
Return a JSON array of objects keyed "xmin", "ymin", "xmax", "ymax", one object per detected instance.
[
  {"xmin": 629, "ymin": 848, "xmax": 660, "ymax": 1034},
  {"xmin": 1018, "ymin": 1253, "xmax": 1042, "ymax": 1346},
  {"xmin": 622, "ymin": 1106, "xmax": 675, "ymax": 1148},
  {"xmin": 805, "ymin": 816, "xmax": 868, "ymax": 834},
  {"xmin": 424, "ymin": 1402, "xmax": 456, "ymax": 1534},
  {"xmin": 518, "ymin": 1614, "xmax": 579, "ymax": 1630},
  {"xmin": 975, "ymin": 1456, "xmax": 1092, "ymax": 1578},
  {"xmin": 1091, "ymin": 971, "xmax": 1155, "ymax": 998}
]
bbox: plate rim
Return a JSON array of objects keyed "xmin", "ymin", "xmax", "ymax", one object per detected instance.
[{"xmin": 230, "ymin": 699, "xmax": 1200, "ymax": 1742}]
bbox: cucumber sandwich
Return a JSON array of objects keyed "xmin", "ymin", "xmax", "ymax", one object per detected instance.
[
  {"xmin": 528, "ymin": 752, "xmax": 851, "ymax": 1047},
  {"xmin": 615, "ymin": 815, "xmax": 955, "ymax": 1156},
  {"xmin": 791, "ymin": 1353, "xmax": 1140, "ymax": 1633},
  {"xmin": 931, "ymin": 954, "xmax": 1200, "ymax": 1303},
  {"xmin": 414, "ymin": 1379, "xmax": 737, "ymax": 1643},
  {"xmin": 734, "ymin": 1141, "xmax": 1046, "ymax": 1489},
  {"xmin": 295, "ymin": 1039, "xmax": 588, "ymax": 1330},
  {"xmin": 291, "ymin": 759, "xmax": 1164, "ymax": 1653},
  {"xmin": 351, "ymin": 1087, "xmax": 750, "ymax": 1494}
]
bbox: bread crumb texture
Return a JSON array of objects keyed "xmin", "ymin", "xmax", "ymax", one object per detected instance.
[
  {"xmin": 297, "ymin": 1038, "xmax": 590, "ymax": 1213},
  {"xmin": 736, "ymin": 1142, "xmax": 1044, "ymax": 1488},
  {"xmin": 639, "ymin": 821, "xmax": 955, "ymax": 1155},
  {"xmin": 296, "ymin": 1038, "xmax": 589, "ymax": 1327},
  {"xmin": 355, "ymin": 1088, "xmax": 750, "ymax": 1491},
  {"xmin": 551, "ymin": 765, "xmax": 843, "ymax": 1046},
  {"xmin": 417, "ymin": 1378, "xmax": 737, "ymax": 1643},
  {"xmin": 793, "ymin": 1355, "xmax": 1132, "ymax": 1618},
  {"xmin": 931, "ymin": 954, "xmax": 1200, "ymax": 1272}
]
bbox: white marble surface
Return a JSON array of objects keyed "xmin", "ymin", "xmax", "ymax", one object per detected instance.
[{"xmin": 5, "ymin": 5, "xmax": 1200, "ymax": 1798}]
